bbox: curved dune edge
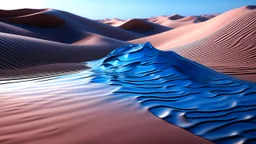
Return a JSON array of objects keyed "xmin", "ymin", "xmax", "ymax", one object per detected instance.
[
  {"xmin": 0, "ymin": 71, "xmax": 212, "ymax": 144},
  {"xmin": 0, "ymin": 9, "xmax": 65, "ymax": 28},
  {"xmin": 0, "ymin": 9, "xmax": 48, "ymax": 17}
]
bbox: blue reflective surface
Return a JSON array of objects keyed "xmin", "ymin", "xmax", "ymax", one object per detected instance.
[{"xmin": 88, "ymin": 42, "xmax": 256, "ymax": 144}]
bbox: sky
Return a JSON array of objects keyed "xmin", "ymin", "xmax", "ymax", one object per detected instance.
[{"xmin": 0, "ymin": 0, "xmax": 255, "ymax": 19}]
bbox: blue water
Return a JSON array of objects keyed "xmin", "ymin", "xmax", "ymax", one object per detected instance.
[{"xmin": 87, "ymin": 42, "xmax": 256, "ymax": 144}]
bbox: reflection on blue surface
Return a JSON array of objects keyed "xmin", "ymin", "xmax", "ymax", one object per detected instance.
[{"xmin": 88, "ymin": 42, "xmax": 256, "ymax": 144}]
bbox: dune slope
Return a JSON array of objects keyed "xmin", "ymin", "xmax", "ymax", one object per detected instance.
[{"xmin": 0, "ymin": 32, "xmax": 128, "ymax": 70}]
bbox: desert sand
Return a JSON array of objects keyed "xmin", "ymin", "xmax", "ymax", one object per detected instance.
[{"xmin": 0, "ymin": 5, "xmax": 255, "ymax": 144}]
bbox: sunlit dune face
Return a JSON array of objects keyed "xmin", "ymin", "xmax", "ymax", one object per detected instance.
[{"xmin": 0, "ymin": 0, "xmax": 45, "ymax": 10}]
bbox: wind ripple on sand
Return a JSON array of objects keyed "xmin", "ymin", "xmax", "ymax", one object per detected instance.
[{"xmin": 173, "ymin": 9, "xmax": 256, "ymax": 82}]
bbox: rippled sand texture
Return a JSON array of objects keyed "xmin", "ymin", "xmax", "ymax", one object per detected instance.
[
  {"xmin": 0, "ymin": 69, "xmax": 212, "ymax": 144},
  {"xmin": 89, "ymin": 43, "xmax": 256, "ymax": 144}
]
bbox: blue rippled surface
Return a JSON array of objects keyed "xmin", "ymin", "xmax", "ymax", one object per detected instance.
[{"xmin": 88, "ymin": 42, "xmax": 256, "ymax": 144}]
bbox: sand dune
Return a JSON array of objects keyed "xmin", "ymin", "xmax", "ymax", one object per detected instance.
[
  {"xmin": 148, "ymin": 15, "xmax": 210, "ymax": 28},
  {"xmin": 99, "ymin": 18, "xmax": 125, "ymax": 26},
  {"xmin": 0, "ymin": 8, "xmax": 47, "ymax": 17},
  {"xmin": 117, "ymin": 18, "xmax": 171, "ymax": 35},
  {"xmin": 167, "ymin": 14, "xmax": 184, "ymax": 20},
  {"xmin": 0, "ymin": 32, "xmax": 128, "ymax": 69},
  {"xmin": 0, "ymin": 9, "xmax": 64, "ymax": 28},
  {"xmin": 0, "ymin": 9, "xmax": 138, "ymax": 43},
  {"xmin": 172, "ymin": 8, "xmax": 256, "ymax": 81}
]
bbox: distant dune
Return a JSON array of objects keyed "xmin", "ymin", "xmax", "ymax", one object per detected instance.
[{"xmin": 117, "ymin": 18, "xmax": 171, "ymax": 35}]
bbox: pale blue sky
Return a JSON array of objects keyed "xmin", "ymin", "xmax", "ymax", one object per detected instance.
[{"xmin": 0, "ymin": 0, "xmax": 255, "ymax": 19}]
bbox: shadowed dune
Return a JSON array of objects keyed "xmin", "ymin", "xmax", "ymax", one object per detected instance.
[
  {"xmin": 0, "ymin": 32, "xmax": 128, "ymax": 69},
  {"xmin": 0, "ymin": 9, "xmax": 138, "ymax": 43},
  {"xmin": 168, "ymin": 14, "xmax": 184, "ymax": 20},
  {"xmin": 117, "ymin": 18, "xmax": 171, "ymax": 35},
  {"xmin": 0, "ymin": 9, "xmax": 47, "ymax": 17},
  {"xmin": 1, "ymin": 11, "xmax": 65, "ymax": 28}
]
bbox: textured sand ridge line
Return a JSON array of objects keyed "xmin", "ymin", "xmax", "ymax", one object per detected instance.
[{"xmin": 89, "ymin": 43, "xmax": 256, "ymax": 144}]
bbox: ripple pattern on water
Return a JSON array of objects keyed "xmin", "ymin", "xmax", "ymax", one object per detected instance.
[{"xmin": 88, "ymin": 42, "xmax": 256, "ymax": 144}]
